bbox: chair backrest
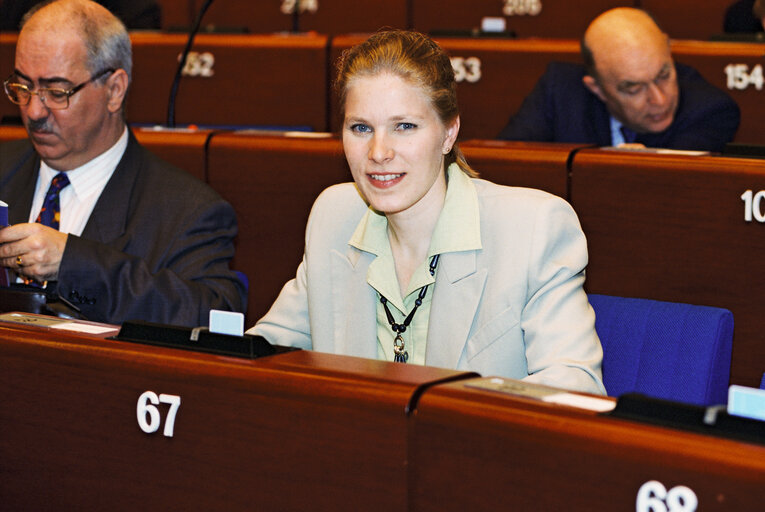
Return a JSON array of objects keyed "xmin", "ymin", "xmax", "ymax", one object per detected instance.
[
  {"xmin": 760, "ymin": 373, "xmax": 765, "ymax": 390},
  {"xmin": 588, "ymin": 294, "xmax": 734, "ymax": 406}
]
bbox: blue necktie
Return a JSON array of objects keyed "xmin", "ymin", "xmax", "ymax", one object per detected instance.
[
  {"xmin": 36, "ymin": 172, "xmax": 70, "ymax": 230},
  {"xmin": 620, "ymin": 126, "xmax": 638, "ymax": 144}
]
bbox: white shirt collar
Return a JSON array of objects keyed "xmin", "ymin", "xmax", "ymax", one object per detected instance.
[{"xmin": 38, "ymin": 127, "xmax": 128, "ymax": 202}]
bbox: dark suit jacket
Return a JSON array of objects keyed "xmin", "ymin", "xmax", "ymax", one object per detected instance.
[
  {"xmin": 498, "ymin": 62, "xmax": 741, "ymax": 153},
  {"xmin": 0, "ymin": 131, "xmax": 246, "ymax": 326},
  {"xmin": 724, "ymin": 0, "xmax": 764, "ymax": 33}
]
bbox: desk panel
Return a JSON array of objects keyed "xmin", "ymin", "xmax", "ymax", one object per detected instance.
[
  {"xmin": 156, "ymin": 0, "xmax": 193, "ymax": 30},
  {"xmin": 0, "ymin": 321, "xmax": 469, "ymax": 510},
  {"xmin": 644, "ymin": 0, "xmax": 732, "ymax": 40},
  {"xmin": 671, "ymin": 40, "xmax": 765, "ymax": 145},
  {"xmin": 411, "ymin": 0, "xmax": 631, "ymax": 38},
  {"xmin": 194, "ymin": 0, "xmax": 408, "ymax": 34},
  {"xmin": 570, "ymin": 149, "xmax": 765, "ymax": 387},
  {"xmin": 0, "ymin": 126, "xmax": 211, "ymax": 181},
  {"xmin": 330, "ymin": 36, "xmax": 582, "ymax": 140},
  {"xmin": 0, "ymin": 33, "xmax": 17, "ymax": 124},
  {"xmin": 133, "ymin": 127, "xmax": 213, "ymax": 182},
  {"xmin": 410, "ymin": 378, "xmax": 765, "ymax": 511},
  {"xmin": 0, "ymin": 124, "xmax": 27, "ymax": 142},
  {"xmin": 206, "ymin": 132, "xmax": 350, "ymax": 324},
  {"xmin": 461, "ymin": 140, "xmax": 587, "ymax": 198},
  {"xmin": 128, "ymin": 32, "xmax": 328, "ymax": 129}
]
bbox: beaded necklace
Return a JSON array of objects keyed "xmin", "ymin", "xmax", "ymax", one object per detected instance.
[{"xmin": 378, "ymin": 254, "xmax": 440, "ymax": 363}]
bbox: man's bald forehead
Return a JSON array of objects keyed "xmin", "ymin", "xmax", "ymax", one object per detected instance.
[
  {"xmin": 22, "ymin": 0, "xmax": 114, "ymax": 32},
  {"xmin": 582, "ymin": 8, "xmax": 669, "ymax": 77}
]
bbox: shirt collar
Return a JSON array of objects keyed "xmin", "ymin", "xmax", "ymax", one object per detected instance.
[
  {"xmin": 610, "ymin": 116, "xmax": 626, "ymax": 146},
  {"xmin": 349, "ymin": 163, "xmax": 482, "ymax": 306},
  {"xmin": 39, "ymin": 127, "xmax": 128, "ymax": 201}
]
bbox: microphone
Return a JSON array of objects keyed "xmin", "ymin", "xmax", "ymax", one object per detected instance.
[
  {"xmin": 281, "ymin": 0, "xmax": 318, "ymax": 33},
  {"xmin": 166, "ymin": 0, "xmax": 216, "ymax": 128}
]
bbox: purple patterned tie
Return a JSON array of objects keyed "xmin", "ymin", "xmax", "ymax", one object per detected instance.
[{"xmin": 36, "ymin": 172, "xmax": 70, "ymax": 230}]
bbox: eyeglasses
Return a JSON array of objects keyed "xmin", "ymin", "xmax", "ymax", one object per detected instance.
[{"xmin": 3, "ymin": 68, "xmax": 115, "ymax": 110}]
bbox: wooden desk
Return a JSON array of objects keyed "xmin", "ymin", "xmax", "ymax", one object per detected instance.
[
  {"xmin": 133, "ymin": 127, "xmax": 214, "ymax": 182},
  {"xmin": 0, "ymin": 319, "xmax": 471, "ymax": 510},
  {"xmin": 644, "ymin": 0, "xmax": 733, "ymax": 40},
  {"xmin": 0, "ymin": 126, "xmax": 212, "ymax": 182},
  {"xmin": 128, "ymin": 32, "xmax": 329, "ymax": 129},
  {"xmin": 461, "ymin": 140, "xmax": 590, "ymax": 198},
  {"xmin": 3, "ymin": 319, "xmax": 763, "ymax": 510},
  {"xmin": 0, "ymin": 32, "xmax": 330, "ymax": 130},
  {"xmin": 0, "ymin": 33, "xmax": 17, "ymax": 124},
  {"xmin": 671, "ymin": 40, "xmax": 765, "ymax": 145},
  {"xmin": 412, "ymin": 0, "xmax": 631, "ymax": 38},
  {"xmin": 194, "ymin": 0, "xmax": 408, "ymax": 34},
  {"xmin": 155, "ymin": 0, "xmax": 193, "ymax": 31},
  {"xmin": 0, "ymin": 124, "xmax": 26, "ymax": 142},
  {"xmin": 206, "ymin": 132, "xmax": 351, "ymax": 324},
  {"xmin": 410, "ymin": 378, "xmax": 765, "ymax": 511},
  {"xmin": 330, "ymin": 36, "xmax": 582, "ymax": 141},
  {"xmin": 570, "ymin": 148, "xmax": 765, "ymax": 388}
]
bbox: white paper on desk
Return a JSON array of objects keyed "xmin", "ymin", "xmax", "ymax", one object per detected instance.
[
  {"xmin": 50, "ymin": 322, "xmax": 118, "ymax": 335},
  {"xmin": 542, "ymin": 393, "xmax": 616, "ymax": 412},
  {"xmin": 601, "ymin": 146, "xmax": 709, "ymax": 156}
]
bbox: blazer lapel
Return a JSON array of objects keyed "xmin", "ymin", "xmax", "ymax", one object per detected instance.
[
  {"xmin": 81, "ymin": 131, "xmax": 140, "ymax": 243},
  {"xmin": 591, "ymin": 98, "xmax": 614, "ymax": 147},
  {"xmin": 330, "ymin": 247, "xmax": 378, "ymax": 359},
  {"xmin": 425, "ymin": 250, "xmax": 487, "ymax": 369}
]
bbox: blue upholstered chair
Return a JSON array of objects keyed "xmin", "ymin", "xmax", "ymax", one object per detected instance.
[
  {"xmin": 760, "ymin": 373, "xmax": 765, "ymax": 390},
  {"xmin": 588, "ymin": 294, "xmax": 734, "ymax": 406}
]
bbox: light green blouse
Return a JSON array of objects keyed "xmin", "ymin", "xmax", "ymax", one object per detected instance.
[{"xmin": 348, "ymin": 164, "xmax": 482, "ymax": 364}]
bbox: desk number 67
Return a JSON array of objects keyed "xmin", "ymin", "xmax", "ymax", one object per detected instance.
[{"xmin": 136, "ymin": 391, "xmax": 181, "ymax": 437}]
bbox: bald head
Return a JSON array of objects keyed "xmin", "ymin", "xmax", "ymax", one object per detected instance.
[
  {"xmin": 580, "ymin": 8, "xmax": 678, "ymax": 135},
  {"xmin": 21, "ymin": 0, "xmax": 132, "ymax": 83},
  {"xmin": 582, "ymin": 8, "xmax": 668, "ymax": 79}
]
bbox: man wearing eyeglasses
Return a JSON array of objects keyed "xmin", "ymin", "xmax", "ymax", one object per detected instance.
[
  {"xmin": 0, "ymin": 0, "xmax": 246, "ymax": 326},
  {"xmin": 498, "ymin": 8, "xmax": 741, "ymax": 152}
]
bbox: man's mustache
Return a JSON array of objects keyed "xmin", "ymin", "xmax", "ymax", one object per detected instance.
[{"xmin": 26, "ymin": 117, "xmax": 52, "ymax": 133}]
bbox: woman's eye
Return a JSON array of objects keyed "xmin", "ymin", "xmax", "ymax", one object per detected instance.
[
  {"xmin": 350, "ymin": 123, "xmax": 371, "ymax": 133},
  {"xmin": 396, "ymin": 122, "xmax": 416, "ymax": 131}
]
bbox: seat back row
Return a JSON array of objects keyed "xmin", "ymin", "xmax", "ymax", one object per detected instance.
[
  {"xmin": 1, "ymin": 33, "xmax": 763, "ymax": 144},
  {"xmin": 155, "ymin": 0, "xmax": 738, "ymax": 41},
  {"xmin": 2, "ymin": 125, "xmax": 763, "ymax": 390}
]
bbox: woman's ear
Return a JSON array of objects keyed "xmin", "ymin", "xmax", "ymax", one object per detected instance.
[{"xmin": 444, "ymin": 116, "xmax": 460, "ymax": 152}]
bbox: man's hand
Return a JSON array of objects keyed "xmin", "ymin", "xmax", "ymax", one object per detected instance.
[{"xmin": 0, "ymin": 223, "xmax": 68, "ymax": 282}]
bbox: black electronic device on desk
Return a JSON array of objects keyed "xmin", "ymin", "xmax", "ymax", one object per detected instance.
[
  {"xmin": 723, "ymin": 142, "xmax": 765, "ymax": 159},
  {"xmin": 608, "ymin": 393, "xmax": 765, "ymax": 446},
  {"xmin": 710, "ymin": 32, "xmax": 765, "ymax": 43},
  {"xmin": 111, "ymin": 320, "xmax": 298, "ymax": 360},
  {"xmin": 430, "ymin": 28, "xmax": 517, "ymax": 38}
]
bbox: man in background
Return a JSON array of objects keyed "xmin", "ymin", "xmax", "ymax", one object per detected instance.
[
  {"xmin": 498, "ymin": 8, "xmax": 740, "ymax": 152},
  {"xmin": 724, "ymin": 0, "xmax": 765, "ymax": 33},
  {"xmin": 0, "ymin": 0, "xmax": 245, "ymax": 326}
]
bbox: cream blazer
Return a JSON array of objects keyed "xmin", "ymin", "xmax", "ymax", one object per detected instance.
[{"xmin": 250, "ymin": 179, "xmax": 605, "ymax": 395}]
